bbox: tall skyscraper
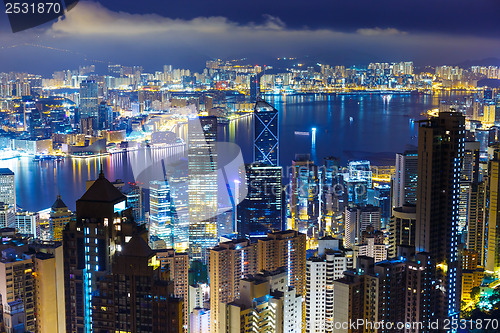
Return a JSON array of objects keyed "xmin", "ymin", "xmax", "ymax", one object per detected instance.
[
  {"xmin": 33, "ymin": 243, "xmax": 66, "ymax": 333},
  {"xmin": 486, "ymin": 145, "xmax": 500, "ymax": 275},
  {"xmin": 257, "ymin": 230, "xmax": 307, "ymax": 296},
  {"xmin": 124, "ymin": 184, "xmax": 144, "ymax": 224},
  {"xmin": 92, "ymin": 236, "xmax": 183, "ymax": 332},
  {"xmin": 49, "ymin": 195, "xmax": 71, "ymax": 242},
  {"xmin": 289, "ymin": 158, "xmax": 320, "ymax": 240},
  {"xmin": 155, "ymin": 249, "xmax": 190, "ymax": 332},
  {"xmin": 63, "ymin": 171, "xmax": 147, "ymax": 333},
  {"xmin": 320, "ymin": 157, "xmax": 344, "ymax": 235},
  {"xmin": 374, "ymin": 183, "xmax": 391, "ymax": 227},
  {"xmin": 249, "ymin": 74, "xmax": 261, "ymax": 101},
  {"xmin": 459, "ymin": 141, "xmax": 480, "ymax": 234},
  {"xmin": 392, "ymin": 150, "xmax": 418, "ymax": 208},
  {"xmin": 467, "ymin": 178, "xmax": 487, "ymax": 267},
  {"xmin": 0, "ymin": 168, "xmax": 16, "ymax": 210},
  {"xmin": 237, "ymin": 163, "xmax": 282, "ymax": 239},
  {"xmin": 332, "ymin": 252, "xmax": 433, "ymax": 333},
  {"xmin": 416, "ymin": 111, "xmax": 465, "ymax": 327},
  {"xmin": 0, "ymin": 245, "xmax": 36, "ymax": 331},
  {"xmin": 209, "ymin": 239, "xmax": 257, "ymax": 333},
  {"xmin": 0, "ymin": 202, "xmax": 15, "ymax": 228},
  {"xmin": 219, "ymin": 272, "xmax": 302, "ymax": 333},
  {"xmin": 254, "ymin": 100, "xmax": 279, "ymax": 166},
  {"xmin": 79, "ymin": 80, "xmax": 98, "ymax": 118},
  {"xmin": 188, "ymin": 116, "xmax": 218, "ymax": 263},
  {"xmin": 149, "ymin": 180, "xmax": 175, "ymax": 248},
  {"xmin": 305, "ymin": 245, "xmax": 352, "ymax": 333},
  {"xmin": 344, "ymin": 205, "xmax": 381, "ymax": 248},
  {"xmin": 388, "ymin": 204, "xmax": 416, "ymax": 258}
]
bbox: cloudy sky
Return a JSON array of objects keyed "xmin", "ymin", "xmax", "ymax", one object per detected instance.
[{"xmin": 1, "ymin": 0, "xmax": 499, "ymax": 74}]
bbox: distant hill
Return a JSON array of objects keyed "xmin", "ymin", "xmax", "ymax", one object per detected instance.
[
  {"xmin": 455, "ymin": 57, "xmax": 500, "ymax": 68},
  {"xmin": 477, "ymin": 79, "xmax": 500, "ymax": 88}
]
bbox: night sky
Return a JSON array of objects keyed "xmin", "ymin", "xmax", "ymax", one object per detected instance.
[{"xmin": 1, "ymin": 0, "xmax": 499, "ymax": 74}]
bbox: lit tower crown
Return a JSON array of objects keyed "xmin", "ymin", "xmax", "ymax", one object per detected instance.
[{"xmin": 254, "ymin": 100, "xmax": 279, "ymax": 166}]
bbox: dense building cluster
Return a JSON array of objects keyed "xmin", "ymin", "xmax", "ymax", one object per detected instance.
[{"xmin": 0, "ymin": 59, "xmax": 500, "ymax": 332}]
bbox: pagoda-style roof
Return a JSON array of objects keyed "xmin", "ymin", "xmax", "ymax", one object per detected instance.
[
  {"xmin": 78, "ymin": 171, "xmax": 125, "ymax": 204},
  {"xmin": 51, "ymin": 195, "xmax": 67, "ymax": 209},
  {"xmin": 121, "ymin": 235, "xmax": 154, "ymax": 258}
]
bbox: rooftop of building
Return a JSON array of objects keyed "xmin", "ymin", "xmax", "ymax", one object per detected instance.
[
  {"xmin": 51, "ymin": 195, "xmax": 68, "ymax": 209},
  {"xmin": 0, "ymin": 168, "xmax": 14, "ymax": 175},
  {"xmin": 254, "ymin": 99, "xmax": 277, "ymax": 113},
  {"xmin": 78, "ymin": 171, "xmax": 126, "ymax": 204},
  {"xmin": 120, "ymin": 235, "xmax": 154, "ymax": 258},
  {"xmin": 211, "ymin": 238, "xmax": 251, "ymax": 251}
]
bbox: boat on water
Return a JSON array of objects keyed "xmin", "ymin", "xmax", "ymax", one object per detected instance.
[
  {"xmin": 294, "ymin": 131, "xmax": 310, "ymax": 136},
  {"xmin": 349, "ymin": 117, "xmax": 354, "ymax": 123}
]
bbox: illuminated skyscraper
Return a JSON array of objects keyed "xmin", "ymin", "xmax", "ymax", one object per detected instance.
[
  {"xmin": 392, "ymin": 150, "xmax": 418, "ymax": 208},
  {"xmin": 92, "ymin": 236, "xmax": 184, "ymax": 333},
  {"xmin": 0, "ymin": 168, "xmax": 16, "ymax": 210},
  {"xmin": 416, "ymin": 111, "xmax": 465, "ymax": 327},
  {"xmin": 305, "ymin": 244, "xmax": 352, "ymax": 333},
  {"xmin": 254, "ymin": 100, "xmax": 279, "ymax": 166},
  {"xmin": 486, "ymin": 145, "xmax": 500, "ymax": 275},
  {"xmin": 49, "ymin": 195, "xmax": 71, "ymax": 241},
  {"xmin": 237, "ymin": 163, "xmax": 282, "ymax": 239},
  {"xmin": 124, "ymin": 184, "xmax": 144, "ymax": 225},
  {"xmin": 257, "ymin": 230, "xmax": 307, "ymax": 296},
  {"xmin": 188, "ymin": 116, "xmax": 218, "ymax": 263},
  {"xmin": 63, "ymin": 172, "xmax": 145, "ymax": 333},
  {"xmin": 149, "ymin": 180, "xmax": 175, "ymax": 248},
  {"xmin": 459, "ymin": 141, "xmax": 480, "ymax": 234},
  {"xmin": 155, "ymin": 249, "xmax": 189, "ymax": 332},
  {"xmin": 289, "ymin": 157, "xmax": 320, "ymax": 239},
  {"xmin": 344, "ymin": 205, "xmax": 381, "ymax": 248},
  {"xmin": 467, "ymin": 173, "xmax": 487, "ymax": 267},
  {"xmin": 388, "ymin": 204, "xmax": 416, "ymax": 258},
  {"xmin": 320, "ymin": 157, "xmax": 344, "ymax": 236},
  {"xmin": 79, "ymin": 80, "xmax": 98, "ymax": 118},
  {"xmin": 374, "ymin": 184, "xmax": 391, "ymax": 227},
  {"xmin": 209, "ymin": 239, "xmax": 257, "ymax": 333},
  {"xmin": 219, "ymin": 272, "xmax": 302, "ymax": 333},
  {"xmin": 249, "ymin": 74, "xmax": 261, "ymax": 101}
]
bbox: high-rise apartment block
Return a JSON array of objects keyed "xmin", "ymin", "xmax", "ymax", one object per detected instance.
[
  {"xmin": 416, "ymin": 111, "xmax": 465, "ymax": 326},
  {"xmin": 392, "ymin": 150, "xmax": 418, "ymax": 208}
]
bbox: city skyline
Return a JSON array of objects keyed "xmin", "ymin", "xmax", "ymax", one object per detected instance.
[
  {"xmin": 1, "ymin": 1, "xmax": 500, "ymax": 331},
  {"xmin": 1, "ymin": 1, "xmax": 500, "ymax": 74}
]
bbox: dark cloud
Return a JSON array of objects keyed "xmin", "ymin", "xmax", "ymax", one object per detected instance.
[
  {"xmin": 94, "ymin": 0, "xmax": 500, "ymax": 37},
  {"xmin": 0, "ymin": 1, "xmax": 498, "ymax": 74}
]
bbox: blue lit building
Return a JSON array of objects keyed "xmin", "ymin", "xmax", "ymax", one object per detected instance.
[
  {"xmin": 79, "ymin": 80, "xmax": 98, "ymax": 119},
  {"xmin": 254, "ymin": 100, "xmax": 279, "ymax": 166},
  {"xmin": 374, "ymin": 184, "xmax": 391, "ymax": 228},
  {"xmin": 237, "ymin": 163, "xmax": 282, "ymax": 239},
  {"xmin": 149, "ymin": 180, "xmax": 175, "ymax": 248},
  {"xmin": 416, "ymin": 111, "xmax": 465, "ymax": 329},
  {"xmin": 63, "ymin": 171, "xmax": 146, "ymax": 333}
]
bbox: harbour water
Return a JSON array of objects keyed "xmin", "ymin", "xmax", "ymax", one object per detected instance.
[{"xmin": 0, "ymin": 92, "xmax": 465, "ymax": 211}]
